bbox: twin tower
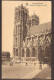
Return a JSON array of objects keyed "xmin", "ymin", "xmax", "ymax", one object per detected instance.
[{"xmin": 13, "ymin": 4, "xmax": 39, "ymax": 59}]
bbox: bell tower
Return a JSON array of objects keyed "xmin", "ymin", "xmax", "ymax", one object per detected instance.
[{"xmin": 13, "ymin": 4, "xmax": 29, "ymax": 59}]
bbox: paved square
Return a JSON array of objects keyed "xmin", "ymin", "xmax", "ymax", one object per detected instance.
[
  {"xmin": 2, "ymin": 63, "xmax": 36, "ymax": 79},
  {"xmin": 2, "ymin": 63, "xmax": 51, "ymax": 79}
]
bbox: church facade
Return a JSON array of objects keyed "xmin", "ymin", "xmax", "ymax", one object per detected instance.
[{"xmin": 13, "ymin": 4, "xmax": 51, "ymax": 62}]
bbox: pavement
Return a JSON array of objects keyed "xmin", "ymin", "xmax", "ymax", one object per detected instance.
[
  {"xmin": 22, "ymin": 64, "xmax": 51, "ymax": 79},
  {"xmin": 22, "ymin": 68, "xmax": 42, "ymax": 79},
  {"xmin": 33, "ymin": 66, "xmax": 51, "ymax": 79},
  {"xmin": 2, "ymin": 63, "xmax": 36, "ymax": 79},
  {"xmin": 2, "ymin": 63, "xmax": 51, "ymax": 79}
]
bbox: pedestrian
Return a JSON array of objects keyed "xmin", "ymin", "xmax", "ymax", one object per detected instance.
[
  {"xmin": 34, "ymin": 62, "xmax": 36, "ymax": 66},
  {"xmin": 26, "ymin": 62, "xmax": 27, "ymax": 66},
  {"xmin": 10, "ymin": 62, "xmax": 13, "ymax": 66},
  {"xmin": 39, "ymin": 61, "xmax": 42, "ymax": 69}
]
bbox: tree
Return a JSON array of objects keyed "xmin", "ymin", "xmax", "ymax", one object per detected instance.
[
  {"xmin": 45, "ymin": 45, "xmax": 51, "ymax": 66},
  {"xmin": 38, "ymin": 46, "xmax": 45, "ymax": 63}
]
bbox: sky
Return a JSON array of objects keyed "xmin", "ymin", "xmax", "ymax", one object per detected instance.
[{"xmin": 2, "ymin": 1, "xmax": 52, "ymax": 57}]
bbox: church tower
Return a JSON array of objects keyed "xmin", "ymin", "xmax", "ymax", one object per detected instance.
[
  {"xmin": 13, "ymin": 4, "xmax": 29, "ymax": 59},
  {"xmin": 30, "ymin": 14, "xmax": 39, "ymax": 27}
]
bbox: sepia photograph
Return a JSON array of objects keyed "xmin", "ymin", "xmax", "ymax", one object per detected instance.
[{"xmin": 2, "ymin": 0, "xmax": 52, "ymax": 79}]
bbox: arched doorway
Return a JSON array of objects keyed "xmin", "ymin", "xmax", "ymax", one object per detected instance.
[
  {"xmin": 32, "ymin": 48, "xmax": 36, "ymax": 57},
  {"xmin": 16, "ymin": 49, "xmax": 18, "ymax": 56},
  {"xmin": 22, "ymin": 49, "xmax": 24, "ymax": 57},
  {"xmin": 26, "ymin": 48, "xmax": 30, "ymax": 57}
]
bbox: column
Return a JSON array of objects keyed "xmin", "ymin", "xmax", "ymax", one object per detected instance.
[
  {"xmin": 18, "ymin": 47, "xmax": 21, "ymax": 60},
  {"xmin": 14, "ymin": 48, "xmax": 16, "ymax": 57},
  {"xmin": 13, "ymin": 48, "xmax": 15, "ymax": 58},
  {"xmin": 24, "ymin": 48, "xmax": 26, "ymax": 61},
  {"xmin": 36, "ymin": 35, "xmax": 39, "ymax": 61},
  {"xmin": 30, "ymin": 48, "xmax": 32, "ymax": 61}
]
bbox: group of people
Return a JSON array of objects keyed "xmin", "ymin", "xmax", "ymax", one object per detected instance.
[
  {"xmin": 26, "ymin": 62, "xmax": 42, "ymax": 69},
  {"xmin": 9, "ymin": 61, "xmax": 42, "ymax": 70},
  {"xmin": 26, "ymin": 62, "xmax": 36, "ymax": 66}
]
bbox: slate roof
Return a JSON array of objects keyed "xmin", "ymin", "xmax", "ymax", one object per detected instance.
[{"xmin": 30, "ymin": 22, "xmax": 51, "ymax": 35}]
